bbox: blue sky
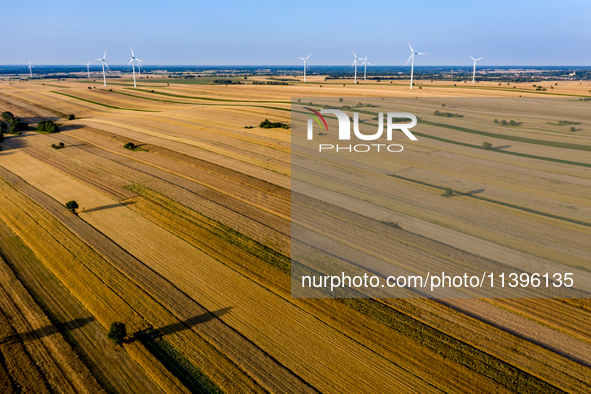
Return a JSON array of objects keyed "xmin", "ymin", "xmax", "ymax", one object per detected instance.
[{"xmin": 3, "ymin": 0, "xmax": 590, "ymax": 66}]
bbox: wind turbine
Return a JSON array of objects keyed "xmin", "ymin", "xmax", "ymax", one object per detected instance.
[
  {"xmin": 405, "ymin": 41, "xmax": 427, "ymax": 89},
  {"xmin": 96, "ymin": 51, "xmax": 109, "ymax": 87},
  {"xmin": 297, "ymin": 54, "xmax": 311, "ymax": 82},
  {"xmin": 28, "ymin": 61, "xmax": 34, "ymax": 77},
  {"xmin": 84, "ymin": 62, "xmax": 91, "ymax": 78},
  {"xmin": 469, "ymin": 55, "xmax": 484, "ymax": 83},
  {"xmin": 136, "ymin": 59, "xmax": 143, "ymax": 78},
  {"xmin": 352, "ymin": 50, "xmax": 363, "ymax": 83},
  {"xmin": 128, "ymin": 46, "xmax": 142, "ymax": 88},
  {"xmin": 360, "ymin": 55, "xmax": 372, "ymax": 81}
]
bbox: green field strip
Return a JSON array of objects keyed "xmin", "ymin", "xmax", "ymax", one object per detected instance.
[
  {"xmin": 129, "ymin": 88, "xmax": 291, "ymax": 104},
  {"xmin": 388, "ymin": 173, "xmax": 591, "ymax": 229},
  {"xmin": 137, "ymin": 329, "xmax": 223, "ymax": 394},
  {"xmin": 50, "ymin": 91, "xmax": 159, "ymax": 112}
]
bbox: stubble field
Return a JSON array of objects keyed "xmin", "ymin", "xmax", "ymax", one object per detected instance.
[{"xmin": 0, "ymin": 75, "xmax": 590, "ymax": 393}]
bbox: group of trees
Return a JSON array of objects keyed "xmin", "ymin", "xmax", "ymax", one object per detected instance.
[
  {"xmin": 37, "ymin": 120, "xmax": 59, "ymax": 133},
  {"xmin": 259, "ymin": 119, "xmax": 289, "ymax": 129},
  {"xmin": 494, "ymin": 119, "xmax": 519, "ymax": 126},
  {"xmin": 433, "ymin": 110, "xmax": 461, "ymax": 118},
  {"xmin": 1, "ymin": 111, "xmax": 28, "ymax": 135}
]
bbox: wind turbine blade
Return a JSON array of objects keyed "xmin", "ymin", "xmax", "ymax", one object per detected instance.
[
  {"xmin": 130, "ymin": 45, "xmax": 134, "ymax": 57},
  {"xmin": 469, "ymin": 55, "xmax": 475, "ymax": 61},
  {"xmin": 417, "ymin": 53, "xmax": 428, "ymax": 55},
  {"xmin": 367, "ymin": 62, "xmax": 372, "ymax": 65},
  {"xmin": 352, "ymin": 49, "xmax": 357, "ymax": 58},
  {"xmin": 352, "ymin": 60, "xmax": 357, "ymax": 68},
  {"xmin": 306, "ymin": 54, "xmax": 311, "ymax": 60},
  {"xmin": 104, "ymin": 50, "xmax": 107, "ymax": 59},
  {"xmin": 476, "ymin": 56, "xmax": 484, "ymax": 61},
  {"xmin": 128, "ymin": 58, "xmax": 133, "ymax": 65},
  {"xmin": 407, "ymin": 41, "xmax": 414, "ymax": 53},
  {"xmin": 404, "ymin": 53, "xmax": 414, "ymax": 66},
  {"xmin": 297, "ymin": 57, "xmax": 305, "ymax": 60},
  {"xmin": 104, "ymin": 62, "xmax": 110, "ymax": 70}
]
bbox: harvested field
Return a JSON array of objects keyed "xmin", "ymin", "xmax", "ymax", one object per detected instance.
[{"xmin": 0, "ymin": 78, "xmax": 590, "ymax": 393}]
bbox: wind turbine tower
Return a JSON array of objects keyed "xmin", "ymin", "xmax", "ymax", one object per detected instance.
[
  {"xmin": 297, "ymin": 54, "xmax": 311, "ymax": 82},
  {"xmin": 85, "ymin": 62, "xmax": 91, "ymax": 78},
  {"xmin": 96, "ymin": 51, "xmax": 109, "ymax": 87},
  {"xmin": 28, "ymin": 61, "xmax": 34, "ymax": 77},
  {"xmin": 469, "ymin": 55, "xmax": 484, "ymax": 83},
  {"xmin": 128, "ymin": 46, "xmax": 142, "ymax": 88},
  {"xmin": 352, "ymin": 50, "xmax": 363, "ymax": 83},
  {"xmin": 405, "ymin": 41, "xmax": 427, "ymax": 89},
  {"xmin": 361, "ymin": 55, "xmax": 372, "ymax": 81}
]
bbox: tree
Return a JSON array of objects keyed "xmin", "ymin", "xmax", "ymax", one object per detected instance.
[
  {"xmin": 570, "ymin": 126, "xmax": 576, "ymax": 132},
  {"xmin": 509, "ymin": 120, "xmax": 518, "ymax": 126},
  {"xmin": 494, "ymin": 119, "xmax": 498, "ymax": 124},
  {"xmin": 339, "ymin": 98, "xmax": 343, "ymax": 102},
  {"xmin": 442, "ymin": 187, "xmax": 453, "ymax": 198},
  {"xmin": 482, "ymin": 142, "xmax": 493, "ymax": 150},
  {"xmin": 1, "ymin": 112, "xmax": 14, "ymax": 123},
  {"xmin": 107, "ymin": 322, "xmax": 127, "ymax": 346},
  {"xmin": 441, "ymin": 104, "xmax": 446, "ymax": 107},
  {"xmin": 65, "ymin": 200, "xmax": 78, "ymax": 213}
]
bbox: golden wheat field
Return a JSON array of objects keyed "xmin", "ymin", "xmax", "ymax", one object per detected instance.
[{"xmin": 0, "ymin": 75, "xmax": 590, "ymax": 393}]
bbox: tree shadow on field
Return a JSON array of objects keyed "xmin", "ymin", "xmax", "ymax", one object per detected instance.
[
  {"xmin": 493, "ymin": 145, "xmax": 511, "ymax": 150},
  {"xmin": 132, "ymin": 308, "xmax": 234, "ymax": 341},
  {"xmin": 59, "ymin": 124, "xmax": 84, "ymax": 132},
  {"xmin": 464, "ymin": 189, "xmax": 485, "ymax": 196},
  {"xmin": 0, "ymin": 317, "xmax": 94, "ymax": 344},
  {"xmin": 82, "ymin": 201, "xmax": 135, "ymax": 213}
]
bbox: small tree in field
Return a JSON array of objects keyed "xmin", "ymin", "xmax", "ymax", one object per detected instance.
[
  {"xmin": 65, "ymin": 200, "xmax": 78, "ymax": 213},
  {"xmin": 442, "ymin": 187, "xmax": 453, "ymax": 198},
  {"xmin": 107, "ymin": 322, "xmax": 127, "ymax": 346},
  {"xmin": 570, "ymin": 126, "xmax": 576, "ymax": 132},
  {"xmin": 482, "ymin": 142, "xmax": 493, "ymax": 150}
]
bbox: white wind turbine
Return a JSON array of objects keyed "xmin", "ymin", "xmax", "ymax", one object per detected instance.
[
  {"xmin": 297, "ymin": 54, "xmax": 311, "ymax": 82},
  {"xmin": 128, "ymin": 46, "xmax": 142, "ymax": 88},
  {"xmin": 84, "ymin": 62, "xmax": 91, "ymax": 78},
  {"xmin": 405, "ymin": 41, "xmax": 427, "ymax": 89},
  {"xmin": 352, "ymin": 50, "xmax": 363, "ymax": 83},
  {"xmin": 28, "ymin": 61, "xmax": 34, "ymax": 77},
  {"xmin": 96, "ymin": 51, "xmax": 109, "ymax": 87},
  {"xmin": 136, "ymin": 59, "xmax": 143, "ymax": 78},
  {"xmin": 469, "ymin": 55, "xmax": 484, "ymax": 83},
  {"xmin": 360, "ymin": 55, "xmax": 372, "ymax": 81}
]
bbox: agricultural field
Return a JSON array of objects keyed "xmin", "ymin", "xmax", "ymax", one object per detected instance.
[{"xmin": 0, "ymin": 75, "xmax": 590, "ymax": 393}]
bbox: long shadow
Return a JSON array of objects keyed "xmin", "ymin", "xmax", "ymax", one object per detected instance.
[
  {"xmin": 59, "ymin": 124, "xmax": 84, "ymax": 132},
  {"xmin": 155, "ymin": 307, "xmax": 233, "ymax": 337},
  {"xmin": 493, "ymin": 145, "xmax": 511, "ymax": 150},
  {"xmin": 1, "ymin": 317, "xmax": 94, "ymax": 343},
  {"xmin": 82, "ymin": 201, "xmax": 135, "ymax": 213},
  {"xmin": 464, "ymin": 189, "xmax": 485, "ymax": 195}
]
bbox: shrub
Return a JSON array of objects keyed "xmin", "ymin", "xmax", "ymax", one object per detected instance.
[
  {"xmin": 442, "ymin": 104, "xmax": 446, "ymax": 107},
  {"xmin": 51, "ymin": 142, "xmax": 65, "ymax": 149},
  {"xmin": 509, "ymin": 120, "xmax": 518, "ymax": 126},
  {"xmin": 65, "ymin": 200, "xmax": 78, "ymax": 213},
  {"xmin": 66, "ymin": 114, "xmax": 75, "ymax": 120},
  {"xmin": 442, "ymin": 188, "xmax": 453, "ymax": 198},
  {"xmin": 339, "ymin": 98, "xmax": 343, "ymax": 102},
  {"xmin": 482, "ymin": 142, "xmax": 493, "ymax": 150},
  {"xmin": 123, "ymin": 142, "xmax": 136, "ymax": 150},
  {"xmin": 107, "ymin": 322, "xmax": 127, "ymax": 346},
  {"xmin": 37, "ymin": 120, "xmax": 59, "ymax": 133},
  {"xmin": 570, "ymin": 126, "xmax": 576, "ymax": 132},
  {"xmin": 494, "ymin": 119, "xmax": 498, "ymax": 124}
]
